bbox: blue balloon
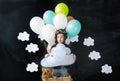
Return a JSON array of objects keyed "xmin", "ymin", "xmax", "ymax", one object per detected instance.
[
  {"xmin": 43, "ymin": 10, "xmax": 55, "ymax": 24},
  {"xmin": 66, "ymin": 19, "xmax": 81, "ymax": 37}
]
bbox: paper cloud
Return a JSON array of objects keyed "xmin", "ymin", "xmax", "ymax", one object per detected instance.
[
  {"xmin": 41, "ymin": 43, "xmax": 75, "ymax": 67},
  {"xmin": 101, "ymin": 64, "xmax": 112, "ymax": 74},
  {"xmin": 17, "ymin": 31, "xmax": 30, "ymax": 41},
  {"xmin": 70, "ymin": 35, "xmax": 79, "ymax": 42},
  {"xmin": 38, "ymin": 34, "xmax": 44, "ymax": 41},
  {"xmin": 88, "ymin": 50, "xmax": 101, "ymax": 60},
  {"xmin": 26, "ymin": 62, "xmax": 38, "ymax": 72},
  {"xmin": 25, "ymin": 43, "xmax": 39, "ymax": 53},
  {"xmin": 83, "ymin": 37, "xmax": 94, "ymax": 46}
]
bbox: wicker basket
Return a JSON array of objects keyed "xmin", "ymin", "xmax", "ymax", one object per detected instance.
[{"xmin": 41, "ymin": 67, "xmax": 72, "ymax": 81}]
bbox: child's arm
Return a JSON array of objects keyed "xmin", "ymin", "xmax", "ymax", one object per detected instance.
[
  {"xmin": 44, "ymin": 44, "xmax": 52, "ymax": 58},
  {"xmin": 47, "ymin": 44, "xmax": 51, "ymax": 54}
]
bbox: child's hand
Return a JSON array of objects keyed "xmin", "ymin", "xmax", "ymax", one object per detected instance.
[
  {"xmin": 73, "ymin": 54, "xmax": 76, "ymax": 60},
  {"xmin": 44, "ymin": 54, "xmax": 49, "ymax": 58}
]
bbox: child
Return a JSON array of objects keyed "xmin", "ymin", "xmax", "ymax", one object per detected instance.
[{"xmin": 41, "ymin": 29, "xmax": 76, "ymax": 77}]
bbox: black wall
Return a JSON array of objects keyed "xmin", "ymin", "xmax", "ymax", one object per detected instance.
[{"xmin": 0, "ymin": 0, "xmax": 120, "ymax": 81}]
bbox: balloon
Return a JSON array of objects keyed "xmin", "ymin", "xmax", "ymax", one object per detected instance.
[
  {"xmin": 53, "ymin": 14, "xmax": 67, "ymax": 30},
  {"xmin": 43, "ymin": 10, "xmax": 55, "ymax": 25},
  {"xmin": 55, "ymin": 3, "xmax": 69, "ymax": 16},
  {"xmin": 40, "ymin": 24, "xmax": 56, "ymax": 44},
  {"xmin": 30, "ymin": 16, "xmax": 44, "ymax": 34},
  {"xmin": 67, "ymin": 16, "xmax": 74, "ymax": 22},
  {"xmin": 66, "ymin": 19, "xmax": 81, "ymax": 37}
]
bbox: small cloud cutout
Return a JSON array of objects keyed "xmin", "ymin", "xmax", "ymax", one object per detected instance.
[
  {"xmin": 88, "ymin": 50, "xmax": 101, "ymax": 60},
  {"xmin": 26, "ymin": 62, "xmax": 38, "ymax": 72},
  {"xmin": 101, "ymin": 64, "xmax": 112, "ymax": 74},
  {"xmin": 17, "ymin": 31, "xmax": 30, "ymax": 41},
  {"xmin": 83, "ymin": 37, "xmax": 94, "ymax": 46},
  {"xmin": 38, "ymin": 34, "xmax": 44, "ymax": 41},
  {"xmin": 70, "ymin": 35, "xmax": 79, "ymax": 42},
  {"xmin": 25, "ymin": 43, "xmax": 39, "ymax": 53}
]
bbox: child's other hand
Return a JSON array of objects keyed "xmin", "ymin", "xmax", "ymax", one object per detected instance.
[{"xmin": 73, "ymin": 54, "xmax": 76, "ymax": 60}]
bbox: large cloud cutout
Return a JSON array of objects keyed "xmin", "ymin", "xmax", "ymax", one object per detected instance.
[{"xmin": 41, "ymin": 43, "xmax": 75, "ymax": 67}]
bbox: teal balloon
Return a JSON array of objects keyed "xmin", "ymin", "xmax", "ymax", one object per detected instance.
[
  {"xmin": 66, "ymin": 19, "xmax": 81, "ymax": 37},
  {"xmin": 43, "ymin": 10, "xmax": 55, "ymax": 24}
]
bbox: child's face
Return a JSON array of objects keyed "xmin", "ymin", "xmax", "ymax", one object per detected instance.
[{"xmin": 57, "ymin": 33, "xmax": 65, "ymax": 43}]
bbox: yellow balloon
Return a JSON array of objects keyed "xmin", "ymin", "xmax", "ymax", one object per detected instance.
[{"xmin": 55, "ymin": 3, "xmax": 69, "ymax": 16}]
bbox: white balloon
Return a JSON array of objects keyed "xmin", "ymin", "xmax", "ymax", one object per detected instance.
[
  {"xmin": 53, "ymin": 14, "xmax": 67, "ymax": 30},
  {"xmin": 40, "ymin": 24, "xmax": 56, "ymax": 44},
  {"xmin": 30, "ymin": 16, "xmax": 44, "ymax": 34}
]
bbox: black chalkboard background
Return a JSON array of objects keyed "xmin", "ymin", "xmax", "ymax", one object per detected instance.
[{"xmin": 0, "ymin": 0, "xmax": 120, "ymax": 81}]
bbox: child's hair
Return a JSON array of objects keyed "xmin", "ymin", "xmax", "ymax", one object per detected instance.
[{"xmin": 55, "ymin": 29, "xmax": 67, "ymax": 44}]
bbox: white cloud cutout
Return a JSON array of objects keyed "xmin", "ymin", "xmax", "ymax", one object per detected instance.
[
  {"xmin": 38, "ymin": 34, "xmax": 44, "ymax": 41},
  {"xmin": 70, "ymin": 35, "xmax": 79, "ymax": 42},
  {"xmin": 17, "ymin": 31, "xmax": 30, "ymax": 41},
  {"xmin": 88, "ymin": 50, "xmax": 101, "ymax": 60},
  {"xmin": 83, "ymin": 37, "xmax": 94, "ymax": 46},
  {"xmin": 25, "ymin": 43, "xmax": 39, "ymax": 53},
  {"xmin": 26, "ymin": 62, "xmax": 38, "ymax": 72},
  {"xmin": 101, "ymin": 64, "xmax": 112, "ymax": 74}
]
